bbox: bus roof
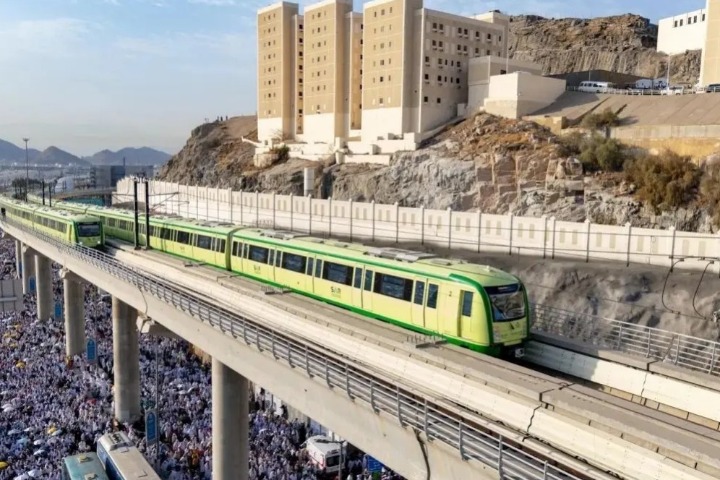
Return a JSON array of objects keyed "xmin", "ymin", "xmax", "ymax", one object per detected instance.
[
  {"xmin": 63, "ymin": 453, "xmax": 110, "ymax": 480},
  {"xmin": 98, "ymin": 433, "xmax": 162, "ymax": 480}
]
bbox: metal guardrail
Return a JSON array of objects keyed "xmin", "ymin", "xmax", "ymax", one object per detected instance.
[
  {"xmin": 531, "ymin": 304, "xmax": 720, "ymax": 377},
  {"xmin": 565, "ymin": 86, "xmax": 703, "ymax": 96},
  {"xmin": 3, "ymin": 218, "xmax": 587, "ymax": 480}
]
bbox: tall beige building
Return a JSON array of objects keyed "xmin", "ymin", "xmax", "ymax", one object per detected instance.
[
  {"xmin": 361, "ymin": 0, "xmax": 508, "ymax": 142},
  {"xmin": 302, "ymin": 0, "xmax": 353, "ymax": 143},
  {"xmin": 256, "ymin": 0, "xmax": 509, "ymax": 145},
  {"xmin": 257, "ymin": 2, "xmax": 299, "ymax": 141},
  {"xmin": 701, "ymin": 0, "xmax": 720, "ymax": 85}
]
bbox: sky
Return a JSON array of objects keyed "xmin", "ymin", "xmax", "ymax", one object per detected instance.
[{"xmin": 0, "ymin": 0, "xmax": 706, "ymax": 156}]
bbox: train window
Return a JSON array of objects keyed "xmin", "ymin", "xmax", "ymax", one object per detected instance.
[
  {"xmin": 427, "ymin": 284, "xmax": 438, "ymax": 309},
  {"xmin": 232, "ymin": 241, "xmax": 242, "ymax": 257},
  {"xmin": 269, "ymin": 250, "xmax": 275, "ymax": 265},
  {"xmin": 215, "ymin": 239, "xmax": 226, "ymax": 253},
  {"xmin": 315, "ymin": 260, "xmax": 323, "ymax": 278},
  {"xmin": 461, "ymin": 291, "xmax": 473, "ymax": 317},
  {"xmin": 374, "ymin": 273, "xmax": 413, "ymax": 301},
  {"xmin": 275, "ymin": 251, "xmax": 282, "ymax": 267},
  {"xmin": 323, "ymin": 261, "xmax": 353, "ymax": 286},
  {"xmin": 243, "ymin": 243, "xmax": 249, "ymax": 258},
  {"xmin": 282, "ymin": 253, "xmax": 306, "ymax": 273},
  {"xmin": 306, "ymin": 258, "xmax": 314, "ymax": 275},
  {"xmin": 354, "ymin": 268, "xmax": 362, "ymax": 288},
  {"xmin": 414, "ymin": 282, "xmax": 425, "ymax": 305},
  {"xmin": 177, "ymin": 230, "xmax": 191, "ymax": 245},
  {"xmin": 364, "ymin": 270, "xmax": 374, "ymax": 291},
  {"xmin": 196, "ymin": 235, "xmax": 212, "ymax": 250},
  {"xmin": 249, "ymin": 245, "xmax": 270, "ymax": 263}
]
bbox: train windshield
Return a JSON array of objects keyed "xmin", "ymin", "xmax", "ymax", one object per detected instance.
[
  {"xmin": 485, "ymin": 285, "xmax": 526, "ymax": 322},
  {"xmin": 78, "ymin": 222, "xmax": 102, "ymax": 237}
]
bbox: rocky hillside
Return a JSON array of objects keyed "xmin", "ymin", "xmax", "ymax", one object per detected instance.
[
  {"xmin": 159, "ymin": 116, "xmax": 259, "ymax": 187},
  {"xmin": 509, "ymin": 14, "xmax": 701, "ymax": 84},
  {"xmin": 158, "ymin": 112, "xmax": 717, "ymax": 233}
]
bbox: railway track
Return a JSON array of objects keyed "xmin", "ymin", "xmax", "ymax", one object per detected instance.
[{"xmin": 110, "ymin": 242, "xmax": 720, "ymax": 480}]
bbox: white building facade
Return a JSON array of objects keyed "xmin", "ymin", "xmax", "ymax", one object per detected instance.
[{"xmin": 657, "ymin": 8, "xmax": 707, "ymax": 55}]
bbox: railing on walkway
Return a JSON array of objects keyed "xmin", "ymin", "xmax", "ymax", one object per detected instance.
[
  {"xmin": 3, "ymin": 218, "xmax": 586, "ymax": 480},
  {"xmin": 565, "ymin": 86, "xmax": 703, "ymax": 96},
  {"xmin": 531, "ymin": 304, "xmax": 720, "ymax": 377}
]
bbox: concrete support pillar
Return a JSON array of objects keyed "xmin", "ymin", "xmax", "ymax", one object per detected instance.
[
  {"xmin": 14, "ymin": 240, "xmax": 21, "ymax": 279},
  {"xmin": 62, "ymin": 270, "xmax": 86, "ymax": 357},
  {"xmin": 212, "ymin": 358, "xmax": 248, "ymax": 480},
  {"xmin": 112, "ymin": 296, "xmax": 141, "ymax": 423},
  {"xmin": 35, "ymin": 253, "xmax": 53, "ymax": 321},
  {"xmin": 21, "ymin": 245, "xmax": 35, "ymax": 295}
]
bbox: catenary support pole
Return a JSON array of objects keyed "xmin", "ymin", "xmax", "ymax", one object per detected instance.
[
  {"xmin": 144, "ymin": 180, "xmax": 151, "ymax": 249},
  {"xmin": 34, "ymin": 253, "xmax": 52, "ymax": 320},
  {"xmin": 62, "ymin": 269, "xmax": 86, "ymax": 357},
  {"xmin": 133, "ymin": 180, "xmax": 140, "ymax": 249},
  {"xmin": 212, "ymin": 358, "xmax": 248, "ymax": 480},
  {"xmin": 112, "ymin": 296, "xmax": 141, "ymax": 423},
  {"xmin": 21, "ymin": 245, "xmax": 35, "ymax": 295}
]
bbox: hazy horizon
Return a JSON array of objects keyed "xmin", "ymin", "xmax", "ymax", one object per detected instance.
[{"xmin": 0, "ymin": 0, "xmax": 706, "ymax": 155}]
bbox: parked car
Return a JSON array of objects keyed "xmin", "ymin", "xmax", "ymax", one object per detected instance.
[
  {"xmin": 707, "ymin": 84, "xmax": 720, "ymax": 93},
  {"xmin": 578, "ymin": 81, "xmax": 615, "ymax": 93}
]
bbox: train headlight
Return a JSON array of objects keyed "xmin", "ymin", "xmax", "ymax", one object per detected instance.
[{"xmin": 493, "ymin": 328, "xmax": 503, "ymax": 342}]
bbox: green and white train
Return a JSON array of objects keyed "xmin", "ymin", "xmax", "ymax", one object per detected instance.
[
  {"xmin": 22, "ymin": 196, "xmax": 529, "ymax": 356},
  {"xmin": 0, "ymin": 196, "xmax": 104, "ymax": 248}
]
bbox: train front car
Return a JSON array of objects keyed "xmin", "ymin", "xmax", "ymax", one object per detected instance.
[
  {"xmin": 74, "ymin": 217, "xmax": 104, "ymax": 248},
  {"xmin": 483, "ymin": 282, "xmax": 529, "ymax": 358},
  {"xmin": 452, "ymin": 265, "xmax": 529, "ymax": 358}
]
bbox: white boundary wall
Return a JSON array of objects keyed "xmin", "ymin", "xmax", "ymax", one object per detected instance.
[{"xmin": 116, "ymin": 179, "xmax": 720, "ymax": 274}]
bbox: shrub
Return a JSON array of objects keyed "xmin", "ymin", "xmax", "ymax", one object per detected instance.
[
  {"xmin": 578, "ymin": 135, "xmax": 625, "ymax": 172},
  {"xmin": 556, "ymin": 131, "xmax": 585, "ymax": 157},
  {"xmin": 270, "ymin": 144, "xmax": 290, "ymax": 162},
  {"xmin": 581, "ymin": 108, "xmax": 621, "ymax": 130},
  {"xmin": 701, "ymin": 164, "xmax": 720, "ymax": 227},
  {"xmin": 625, "ymin": 151, "xmax": 701, "ymax": 212}
]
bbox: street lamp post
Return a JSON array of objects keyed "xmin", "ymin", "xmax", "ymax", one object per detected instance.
[{"xmin": 22, "ymin": 138, "xmax": 29, "ymax": 201}]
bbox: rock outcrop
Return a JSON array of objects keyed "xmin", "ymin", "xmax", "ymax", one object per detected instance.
[{"xmin": 509, "ymin": 14, "xmax": 701, "ymax": 85}]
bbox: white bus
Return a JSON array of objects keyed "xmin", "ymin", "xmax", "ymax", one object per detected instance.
[
  {"xmin": 97, "ymin": 432, "xmax": 162, "ymax": 480},
  {"xmin": 305, "ymin": 435, "xmax": 344, "ymax": 474},
  {"xmin": 578, "ymin": 81, "xmax": 615, "ymax": 93}
]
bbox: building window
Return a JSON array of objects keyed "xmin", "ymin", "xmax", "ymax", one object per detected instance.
[
  {"xmin": 379, "ymin": 98, "xmax": 384, "ymax": 105},
  {"xmin": 432, "ymin": 22, "xmax": 437, "ymax": 29},
  {"xmin": 424, "ymin": 73, "xmax": 429, "ymax": 80},
  {"xmin": 674, "ymin": 20, "xmax": 678, "ymax": 27},
  {"xmin": 379, "ymin": 76, "xmax": 384, "ymax": 82},
  {"xmin": 703, "ymin": 14, "xmax": 706, "ymax": 21},
  {"xmin": 457, "ymin": 27, "xmax": 462, "ymax": 34},
  {"xmin": 436, "ymin": 98, "xmax": 441, "ymax": 104},
  {"xmin": 423, "ymin": 96, "xmax": 429, "ymax": 103},
  {"xmin": 680, "ymin": 19, "xmax": 683, "ymax": 26}
]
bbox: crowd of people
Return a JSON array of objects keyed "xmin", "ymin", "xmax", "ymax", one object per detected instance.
[{"xmin": 0, "ymin": 238, "xmax": 404, "ymax": 480}]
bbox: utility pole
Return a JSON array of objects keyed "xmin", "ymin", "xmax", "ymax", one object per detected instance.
[
  {"xmin": 144, "ymin": 178, "xmax": 151, "ymax": 249},
  {"xmin": 23, "ymin": 138, "xmax": 29, "ymax": 201},
  {"xmin": 133, "ymin": 178, "xmax": 140, "ymax": 250},
  {"xmin": 41, "ymin": 180, "xmax": 46, "ymax": 205}
]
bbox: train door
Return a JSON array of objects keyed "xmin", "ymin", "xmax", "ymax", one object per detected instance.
[
  {"xmin": 268, "ymin": 249, "xmax": 278, "ymax": 283},
  {"xmin": 306, "ymin": 257, "xmax": 316, "ymax": 294},
  {"xmin": 352, "ymin": 267, "xmax": 363, "ymax": 309},
  {"xmin": 411, "ymin": 280, "xmax": 426, "ymax": 328},
  {"xmin": 441, "ymin": 286, "xmax": 461, "ymax": 338},
  {"xmin": 424, "ymin": 283, "xmax": 439, "ymax": 332},
  {"xmin": 459, "ymin": 290, "xmax": 474, "ymax": 340},
  {"xmin": 362, "ymin": 270, "xmax": 374, "ymax": 312}
]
